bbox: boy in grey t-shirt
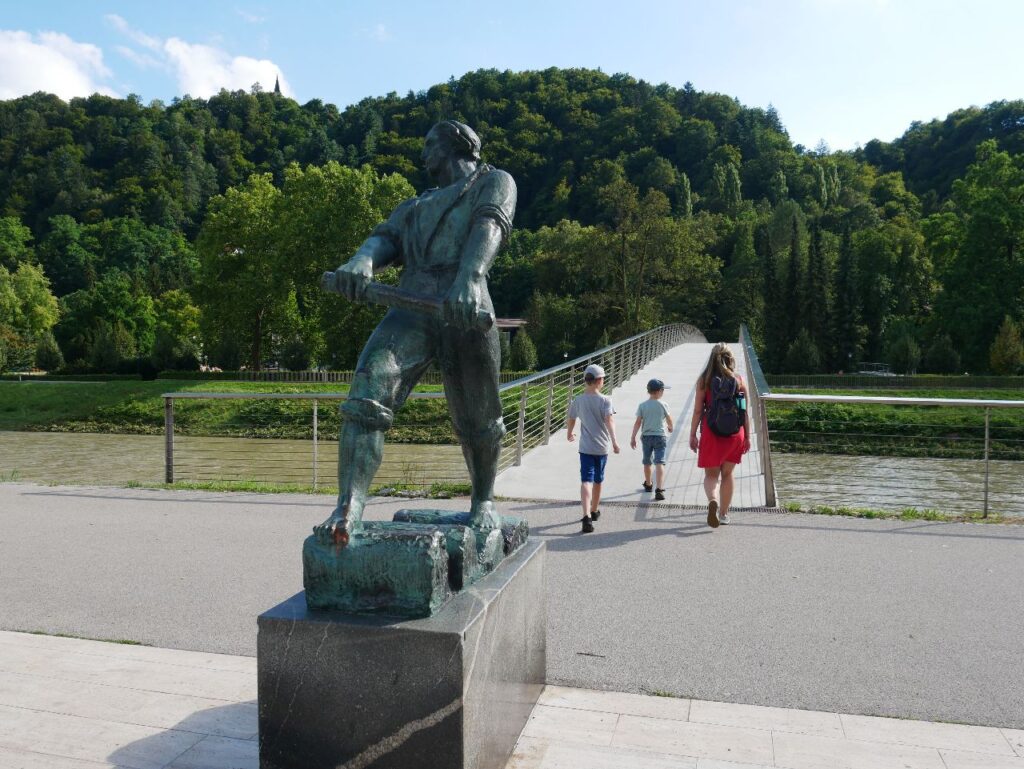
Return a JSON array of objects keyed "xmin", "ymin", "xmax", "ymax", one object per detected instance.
[
  {"xmin": 567, "ymin": 363, "xmax": 620, "ymax": 533},
  {"xmin": 630, "ymin": 378, "xmax": 674, "ymax": 500}
]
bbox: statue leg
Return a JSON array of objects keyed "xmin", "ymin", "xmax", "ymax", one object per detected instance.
[
  {"xmin": 315, "ymin": 311, "xmax": 434, "ymax": 545},
  {"xmin": 439, "ymin": 321, "xmax": 504, "ymax": 531}
]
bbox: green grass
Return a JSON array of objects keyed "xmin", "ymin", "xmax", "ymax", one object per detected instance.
[
  {"xmin": 783, "ymin": 501, "xmax": 1018, "ymax": 523},
  {"xmin": 0, "ymin": 379, "xmax": 454, "ymax": 442}
]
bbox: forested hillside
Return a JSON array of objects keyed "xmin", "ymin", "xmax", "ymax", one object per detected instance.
[{"xmin": 1, "ymin": 68, "xmax": 1022, "ymax": 375}]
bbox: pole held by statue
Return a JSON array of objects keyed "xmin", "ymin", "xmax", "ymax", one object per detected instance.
[{"xmin": 321, "ymin": 271, "xmax": 494, "ymax": 332}]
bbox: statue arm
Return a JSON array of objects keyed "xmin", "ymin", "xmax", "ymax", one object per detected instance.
[{"xmin": 325, "ymin": 209, "xmax": 406, "ymax": 301}]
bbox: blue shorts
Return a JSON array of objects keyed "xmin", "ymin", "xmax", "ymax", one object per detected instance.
[
  {"xmin": 641, "ymin": 435, "xmax": 667, "ymax": 466},
  {"xmin": 579, "ymin": 453, "xmax": 608, "ymax": 483}
]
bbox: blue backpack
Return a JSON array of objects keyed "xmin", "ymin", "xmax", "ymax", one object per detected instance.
[{"xmin": 706, "ymin": 376, "xmax": 745, "ymax": 437}]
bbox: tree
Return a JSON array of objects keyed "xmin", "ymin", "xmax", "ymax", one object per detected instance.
[
  {"xmin": 499, "ymin": 332, "xmax": 512, "ymax": 368},
  {"xmin": 0, "ymin": 217, "xmax": 34, "ymax": 270},
  {"xmin": 833, "ymin": 228, "xmax": 865, "ymax": 370},
  {"xmin": 886, "ymin": 332, "xmax": 921, "ymax": 374},
  {"xmin": 803, "ymin": 221, "xmax": 830, "ymax": 360},
  {"xmin": 509, "ymin": 330, "xmax": 538, "ymax": 371},
  {"xmin": 195, "ymin": 174, "xmax": 285, "ymax": 371},
  {"xmin": 922, "ymin": 334, "xmax": 960, "ymax": 374},
  {"xmin": 935, "ymin": 141, "xmax": 1024, "ymax": 370},
  {"xmin": 784, "ymin": 328, "xmax": 822, "ymax": 374},
  {"xmin": 34, "ymin": 331, "xmax": 64, "ymax": 371},
  {"xmin": 152, "ymin": 289, "xmax": 201, "ymax": 370},
  {"xmin": 989, "ymin": 316, "xmax": 1024, "ymax": 374},
  {"xmin": 783, "ymin": 216, "xmax": 804, "ymax": 343},
  {"xmin": 719, "ymin": 220, "xmax": 763, "ymax": 340}
]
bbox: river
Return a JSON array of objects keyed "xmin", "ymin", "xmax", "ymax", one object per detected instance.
[{"xmin": 1, "ymin": 431, "xmax": 1021, "ymax": 515}]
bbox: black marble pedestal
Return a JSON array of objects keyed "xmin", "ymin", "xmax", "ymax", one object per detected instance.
[{"xmin": 257, "ymin": 540, "xmax": 545, "ymax": 769}]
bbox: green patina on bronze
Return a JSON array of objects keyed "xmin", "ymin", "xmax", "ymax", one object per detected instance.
[{"xmin": 304, "ymin": 121, "xmax": 528, "ymax": 616}]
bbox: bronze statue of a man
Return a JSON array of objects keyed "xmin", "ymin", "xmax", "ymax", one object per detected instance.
[{"xmin": 318, "ymin": 120, "xmax": 516, "ymax": 545}]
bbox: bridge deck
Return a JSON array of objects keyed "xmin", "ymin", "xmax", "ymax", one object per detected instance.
[{"xmin": 496, "ymin": 342, "xmax": 769, "ymax": 508}]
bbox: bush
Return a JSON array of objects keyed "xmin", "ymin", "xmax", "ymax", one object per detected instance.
[
  {"xmin": 280, "ymin": 336, "xmax": 311, "ymax": 371},
  {"xmin": 783, "ymin": 329, "xmax": 822, "ymax": 374},
  {"xmin": 990, "ymin": 316, "xmax": 1024, "ymax": 375},
  {"xmin": 509, "ymin": 330, "xmax": 538, "ymax": 371},
  {"xmin": 886, "ymin": 332, "xmax": 921, "ymax": 374},
  {"xmin": 34, "ymin": 332, "xmax": 64, "ymax": 371},
  {"xmin": 922, "ymin": 334, "xmax": 960, "ymax": 374}
]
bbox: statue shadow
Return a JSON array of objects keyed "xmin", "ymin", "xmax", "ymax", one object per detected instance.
[{"xmin": 107, "ymin": 700, "xmax": 259, "ymax": 769}]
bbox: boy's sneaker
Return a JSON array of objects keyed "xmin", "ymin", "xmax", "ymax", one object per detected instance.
[
  {"xmin": 581, "ymin": 516, "xmax": 594, "ymax": 533},
  {"xmin": 707, "ymin": 499, "xmax": 720, "ymax": 528},
  {"xmin": 655, "ymin": 488, "xmax": 665, "ymax": 501},
  {"xmin": 590, "ymin": 509, "xmax": 601, "ymax": 521},
  {"xmin": 720, "ymin": 512, "xmax": 731, "ymax": 525},
  {"xmin": 642, "ymin": 482, "xmax": 653, "ymax": 492}
]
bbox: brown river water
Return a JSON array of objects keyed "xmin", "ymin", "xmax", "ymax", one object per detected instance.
[{"xmin": 1, "ymin": 431, "xmax": 1020, "ymax": 515}]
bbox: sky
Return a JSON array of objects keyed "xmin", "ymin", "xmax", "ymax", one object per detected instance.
[{"xmin": 1, "ymin": 0, "xmax": 1021, "ymax": 151}]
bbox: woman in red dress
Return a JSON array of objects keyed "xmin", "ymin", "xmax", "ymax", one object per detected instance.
[{"xmin": 688, "ymin": 343, "xmax": 751, "ymax": 528}]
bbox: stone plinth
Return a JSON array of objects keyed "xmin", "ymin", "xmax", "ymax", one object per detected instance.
[{"xmin": 258, "ymin": 540, "xmax": 545, "ymax": 769}]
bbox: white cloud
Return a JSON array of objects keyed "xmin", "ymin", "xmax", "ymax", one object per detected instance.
[
  {"xmin": 371, "ymin": 23, "xmax": 393, "ymax": 42},
  {"xmin": 104, "ymin": 14, "xmax": 161, "ymax": 51},
  {"xmin": 236, "ymin": 8, "xmax": 267, "ymax": 24},
  {"xmin": 0, "ymin": 29, "xmax": 117, "ymax": 100},
  {"xmin": 163, "ymin": 38, "xmax": 292, "ymax": 97},
  {"xmin": 107, "ymin": 16, "xmax": 293, "ymax": 98},
  {"xmin": 115, "ymin": 45, "xmax": 162, "ymax": 70}
]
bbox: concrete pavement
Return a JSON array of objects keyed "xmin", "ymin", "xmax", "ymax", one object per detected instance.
[
  {"xmin": 1, "ymin": 483, "xmax": 1023, "ymax": 728},
  {"xmin": 2, "ymin": 631, "xmax": 1023, "ymax": 769}
]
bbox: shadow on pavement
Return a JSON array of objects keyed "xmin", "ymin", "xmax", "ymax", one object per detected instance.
[{"xmin": 108, "ymin": 700, "xmax": 258, "ymax": 768}]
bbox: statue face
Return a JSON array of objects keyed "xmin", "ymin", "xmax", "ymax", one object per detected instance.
[{"xmin": 421, "ymin": 128, "xmax": 448, "ymax": 178}]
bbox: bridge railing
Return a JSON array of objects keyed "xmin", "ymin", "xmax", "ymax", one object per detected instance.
[
  {"xmin": 497, "ymin": 323, "xmax": 705, "ymax": 472},
  {"xmin": 161, "ymin": 391, "xmax": 461, "ymax": 489},
  {"xmin": 160, "ymin": 323, "xmax": 705, "ymax": 488},
  {"xmin": 739, "ymin": 324, "xmax": 777, "ymax": 506}
]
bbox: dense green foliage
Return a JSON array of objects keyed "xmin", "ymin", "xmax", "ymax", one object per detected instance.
[{"xmin": 2, "ymin": 70, "xmax": 1023, "ymax": 374}]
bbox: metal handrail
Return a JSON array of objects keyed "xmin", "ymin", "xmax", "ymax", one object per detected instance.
[
  {"xmin": 739, "ymin": 324, "xmax": 776, "ymax": 506},
  {"xmin": 759, "ymin": 389, "xmax": 1024, "ymax": 517},
  {"xmin": 498, "ymin": 322, "xmax": 703, "ymax": 391},
  {"xmin": 161, "ymin": 323, "xmax": 707, "ymax": 485},
  {"xmin": 763, "ymin": 393, "xmax": 1024, "ymax": 409}
]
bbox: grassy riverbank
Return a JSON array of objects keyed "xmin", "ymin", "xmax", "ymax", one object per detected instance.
[
  {"xmin": 768, "ymin": 388, "xmax": 1024, "ymax": 460},
  {"xmin": 0, "ymin": 380, "xmax": 456, "ymax": 443}
]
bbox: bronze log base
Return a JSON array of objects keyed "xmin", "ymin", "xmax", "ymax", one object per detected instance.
[{"xmin": 303, "ymin": 513, "xmax": 529, "ymax": 618}]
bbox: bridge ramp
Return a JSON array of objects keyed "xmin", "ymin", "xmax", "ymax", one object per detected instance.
[{"xmin": 496, "ymin": 341, "xmax": 768, "ymax": 508}]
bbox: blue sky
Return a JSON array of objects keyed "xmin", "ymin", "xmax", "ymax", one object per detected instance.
[{"xmin": 1, "ymin": 0, "xmax": 1021, "ymax": 150}]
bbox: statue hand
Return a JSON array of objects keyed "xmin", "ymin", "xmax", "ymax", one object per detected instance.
[
  {"xmin": 444, "ymin": 276, "xmax": 484, "ymax": 330},
  {"xmin": 331, "ymin": 258, "xmax": 373, "ymax": 302}
]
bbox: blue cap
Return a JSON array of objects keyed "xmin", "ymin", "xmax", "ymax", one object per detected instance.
[{"xmin": 647, "ymin": 378, "xmax": 668, "ymax": 391}]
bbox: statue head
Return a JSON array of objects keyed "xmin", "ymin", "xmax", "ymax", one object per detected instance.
[{"xmin": 422, "ymin": 120, "xmax": 481, "ymax": 177}]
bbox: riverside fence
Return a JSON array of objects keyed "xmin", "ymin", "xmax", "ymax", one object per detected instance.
[
  {"xmin": 163, "ymin": 322, "xmax": 705, "ymax": 489},
  {"xmin": 738, "ymin": 326, "xmax": 1024, "ymax": 517}
]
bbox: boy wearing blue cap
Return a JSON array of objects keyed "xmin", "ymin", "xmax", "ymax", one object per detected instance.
[{"xmin": 630, "ymin": 378, "xmax": 673, "ymax": 500}]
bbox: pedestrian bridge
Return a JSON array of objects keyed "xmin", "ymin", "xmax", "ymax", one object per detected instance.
[{"xmin": 496, "ymin": 325, "xmax": 773, "ymax": 509}]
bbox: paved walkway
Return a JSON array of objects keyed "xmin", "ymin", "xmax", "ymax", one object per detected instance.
[
  {"xmin": 2, "ymin": 483, "xmax": 1023, "ymax": 729},
  {"xmin": 3, "ymin": 631, "xmax": 1023, "ymax": 769},
  {"xmin": 496, "ymin": 342, "xmax": 768, "ymax": 508}
]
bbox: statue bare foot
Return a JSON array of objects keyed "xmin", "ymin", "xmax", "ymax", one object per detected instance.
[
  {"xmin": 468, "ymin": 499, "xmax": 500, "ymax": 531},
  {"xmin": 314, "ymin": 507, "xmax": 360, "ymax": 546}
]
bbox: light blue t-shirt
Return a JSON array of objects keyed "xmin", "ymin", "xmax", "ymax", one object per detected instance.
[
  {"xmin": 568, "ymin": 391, "xmax": 615, "ymax": 455},
  {"xmin": 636, "ymin": 398, "xmax": 670, "ymax": 436}
]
